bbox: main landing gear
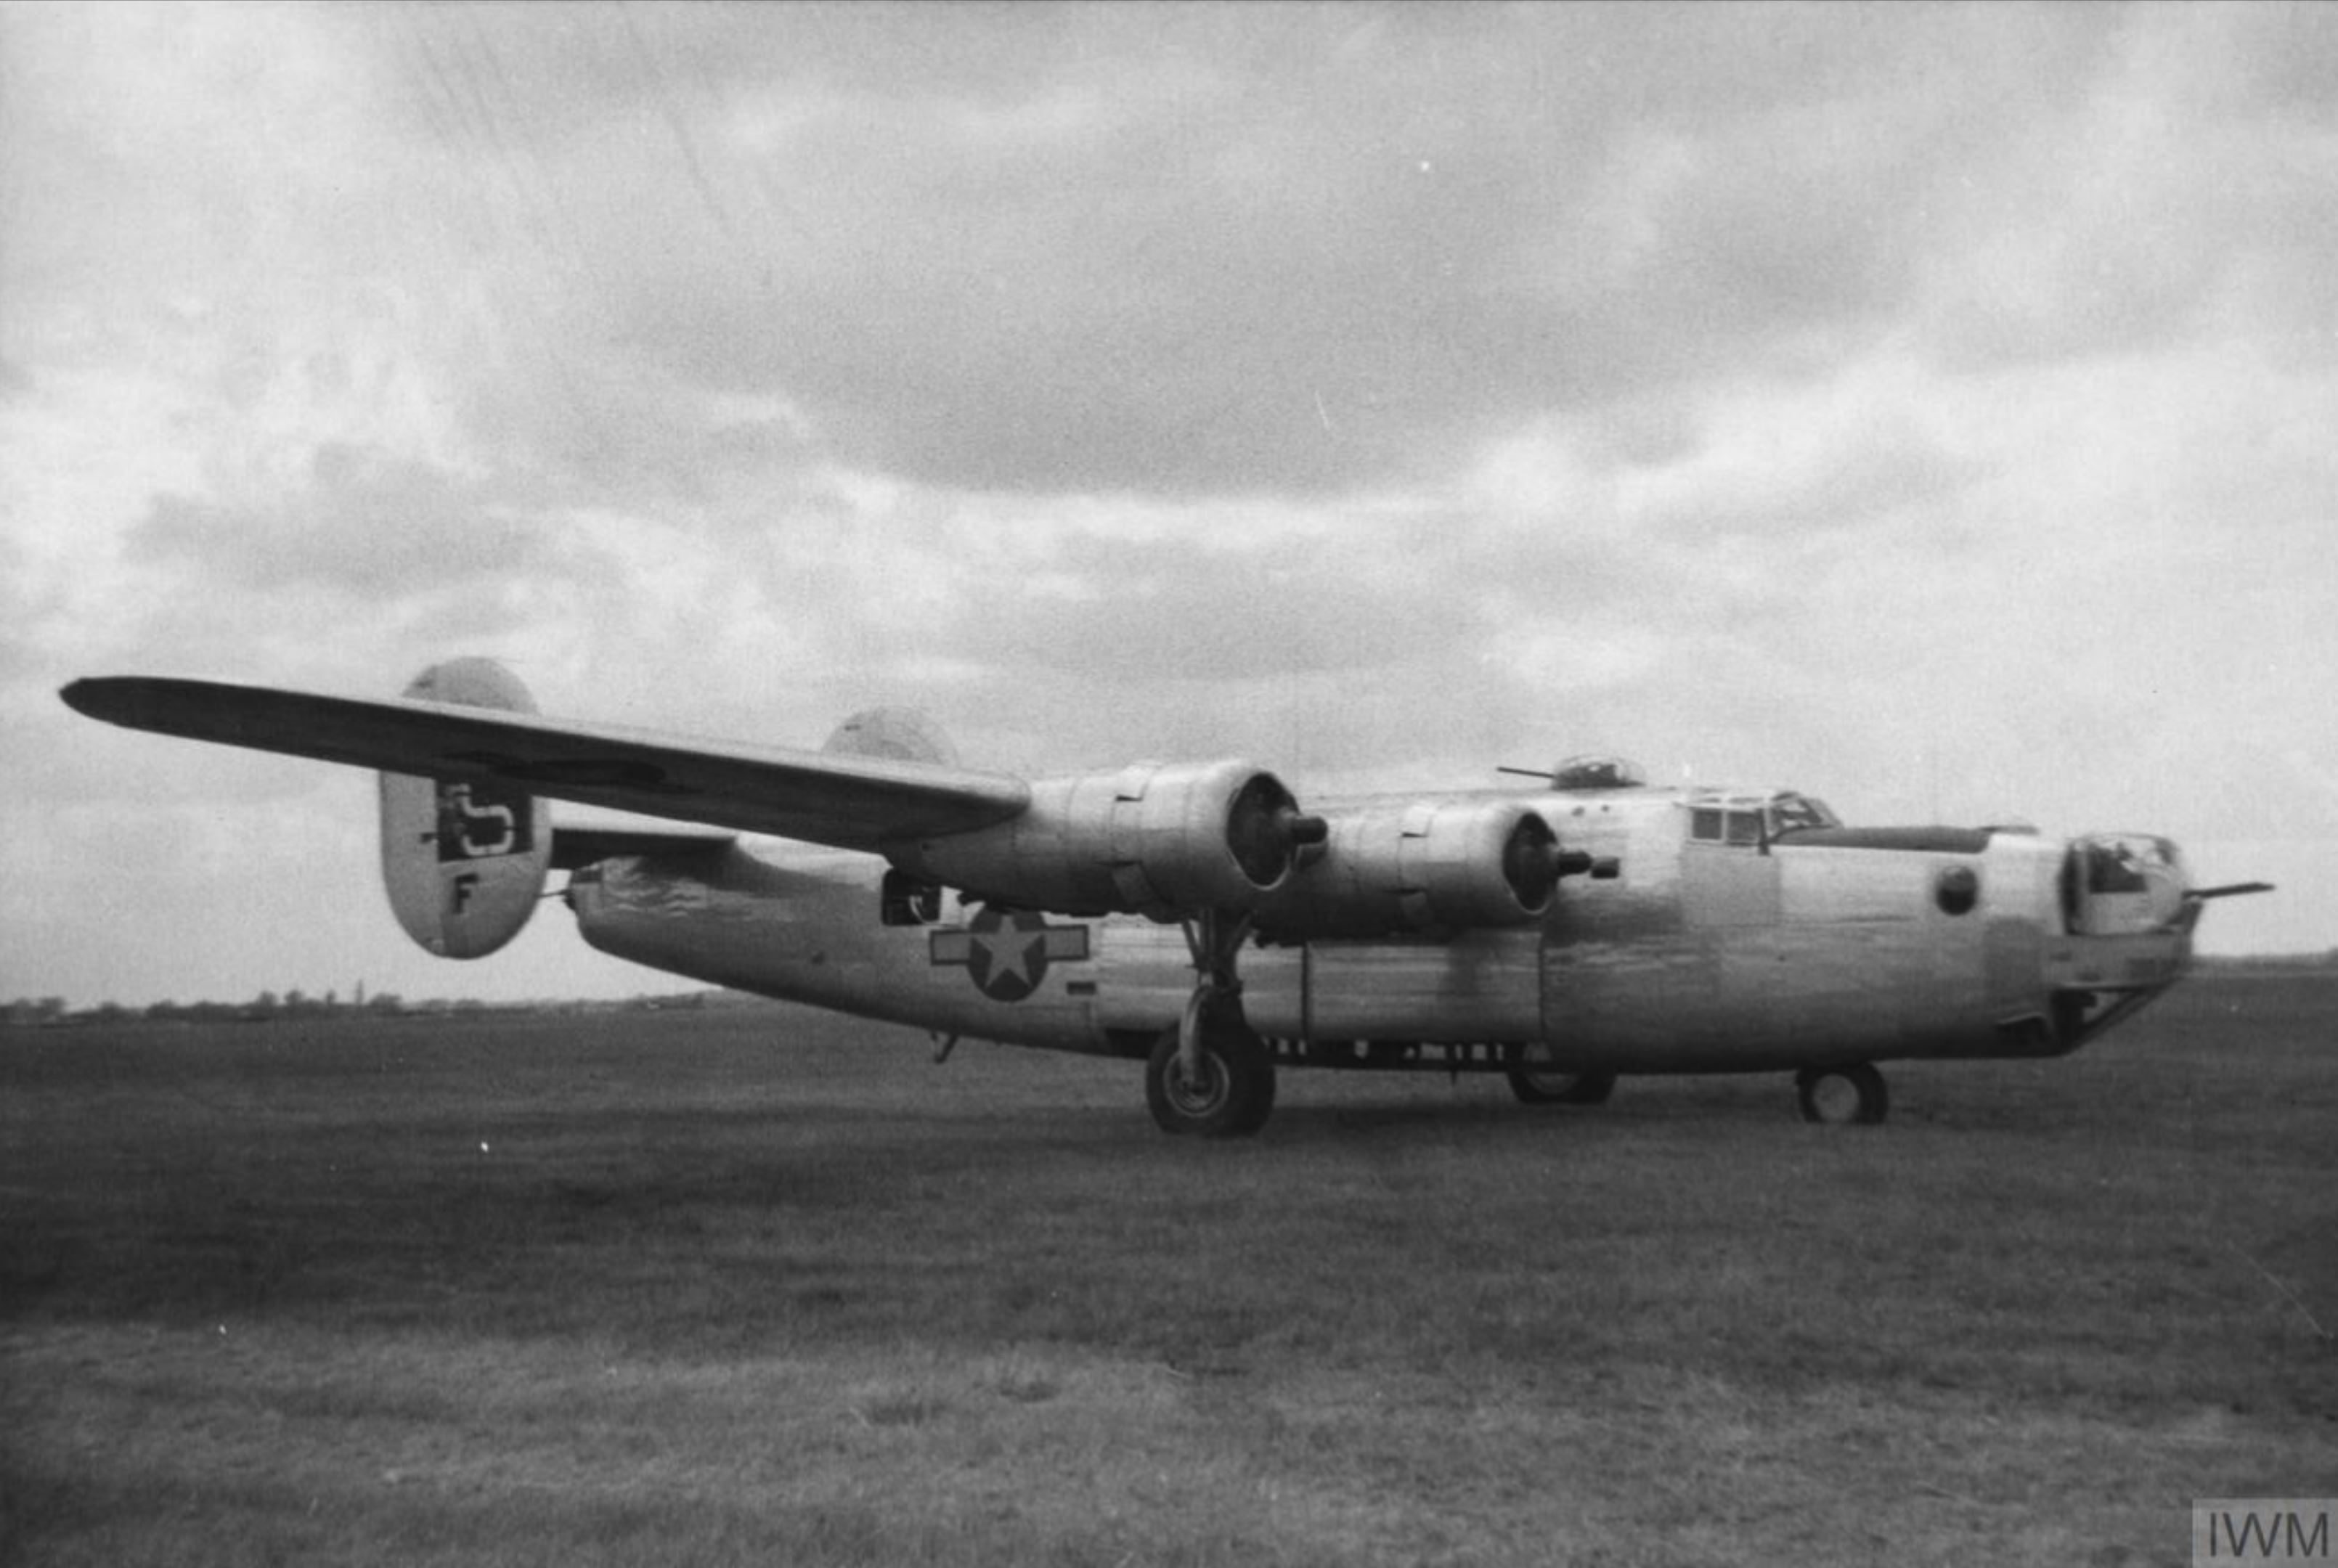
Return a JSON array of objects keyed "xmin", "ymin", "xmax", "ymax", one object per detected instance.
[
  {"xmin": 1794, "ymin": 1062, "xmax": 1889, "ymax": 1125},
  {"xmin": 1146, "ymin": 907, "xmax": 1277, "ymax": 1137},
  {"xmin": 1146, "ymin": 1019, "xmax": 1276, "ymax": 1136}
]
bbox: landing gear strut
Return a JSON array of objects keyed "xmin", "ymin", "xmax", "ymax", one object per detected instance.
[
  {"xmin": 1147, "ymin": 908, "xmax": 1276, "ymax": 1137},
  {"xmin": 1795, "ymin": 1062, "xmax": 1889, "ymax": 1125}
]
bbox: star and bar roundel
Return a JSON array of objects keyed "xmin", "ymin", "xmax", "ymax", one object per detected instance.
[{"xmin": 929, "ymin": 908, "xmax": 1091, "ymax": 1003}]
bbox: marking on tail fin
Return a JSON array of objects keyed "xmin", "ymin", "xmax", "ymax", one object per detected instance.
[{"xmin": 436, "ymin": 782, "xmax": 530, "ymax": 861}]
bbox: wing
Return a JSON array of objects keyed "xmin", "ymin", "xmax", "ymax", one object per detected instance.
[{"xmin": 61, "ymin": 676, "xmax": 1030, "ymax": 849}]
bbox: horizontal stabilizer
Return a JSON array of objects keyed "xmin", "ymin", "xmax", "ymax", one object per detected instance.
[
  {"xmin": 62, "ymin": 675, "xmax": 1030, "ymax": 849},
  {"xmin": 551, "ymin": 820, "xmax": 738, "ymax": 870}
]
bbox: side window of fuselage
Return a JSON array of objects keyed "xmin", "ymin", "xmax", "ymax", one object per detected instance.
[{"xmin": 881, "ymin": 870, "xmax": 942, "ymax": 927}]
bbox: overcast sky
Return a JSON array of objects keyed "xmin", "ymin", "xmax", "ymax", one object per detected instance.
[{"xmin": 5, "ymin": 1, "xmax": 2333, "ymax": 1007}]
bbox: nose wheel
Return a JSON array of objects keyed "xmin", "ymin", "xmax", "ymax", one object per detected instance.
[
  {"xmin": 1505, "ymin": 1068, "xmax": 1617, "ymax": 1106},
  {"xmin": 1795, "ymin": 1063, "xmax": 1889, "ymax": 1125}
]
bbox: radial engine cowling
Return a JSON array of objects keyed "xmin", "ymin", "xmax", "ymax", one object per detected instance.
[
  {"xmin": 1256, "ymin": 799, "xmax": 1563, "ymax": 938},
  {"xmin": 892, "ymin": 759, "xmax": 1310, "ymax": 919}
]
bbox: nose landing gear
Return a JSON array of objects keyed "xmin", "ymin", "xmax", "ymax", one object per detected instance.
[
  {"xmin": 1795, "ymin": 1062, "xmax": 1889, "ymax": 1125},
  {"xmin": 1504, "ymin": 1068, "xmax": 1617, "ymax": 1106}
]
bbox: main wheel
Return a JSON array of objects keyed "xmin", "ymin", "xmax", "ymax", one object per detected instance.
[
  {"xmin": 1504, "ymin": 1068, "xmax": 1617, "ymax": 1106},
  {"xmin": 1794, "ymin": 1063, "xmax": 1889, "ymax": 1125},
  {"xmin": 1146, "ymin": 1021, "xmax": 1276, "ymax": 1137}
]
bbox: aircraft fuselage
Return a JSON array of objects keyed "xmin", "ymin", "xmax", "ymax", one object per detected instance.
[{"xmin": 565, "ymin": 782, "xmax": 2191, "ymax": 1078}]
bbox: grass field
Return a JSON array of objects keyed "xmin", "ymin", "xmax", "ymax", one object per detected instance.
[{"xmin": 4, "ymin": 977, "xmax": 2334, "ymax": 1566}]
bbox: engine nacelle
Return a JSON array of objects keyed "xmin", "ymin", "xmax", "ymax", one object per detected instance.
[
  {"xmin": 1255, "ymin": 799, "xmax": 1563, "ymax": 938},
  {"xmin": 892, "ymin": 759, "xmax": 1307, "ymax": 919},
  {"xmin": 379, "ymin": 658, "xmax": 551, "ymax": 958}
]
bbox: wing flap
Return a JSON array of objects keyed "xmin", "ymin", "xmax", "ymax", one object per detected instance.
[{"xmin": 62, "ymin": 676, "xmax": 1030, "ymax": 849}]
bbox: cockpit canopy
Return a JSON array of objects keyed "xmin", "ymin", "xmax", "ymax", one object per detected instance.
[{"xmin": 1685, "ymin": 788, "xmax": 1841, "ymax": 846}]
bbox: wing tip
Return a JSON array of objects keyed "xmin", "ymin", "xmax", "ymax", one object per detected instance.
[
  {"xmin": 61, "ymin": 674, "xmax": 214, "ymax": 732},
  {"xmin": 58, "ymin": 676, "xmax": 116, "ymax": 720}
]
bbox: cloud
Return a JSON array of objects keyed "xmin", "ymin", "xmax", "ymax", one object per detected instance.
[
  {"xmin": 130, "ymin": 444, "xmax": 538, "ymax": 595},
  {"xmin": 298, "ymin": 6, "xmax": 2095, "ymax": 495}
]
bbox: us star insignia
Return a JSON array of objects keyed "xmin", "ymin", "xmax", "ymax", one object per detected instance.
[{"xmin": 929, "ymin": 908, "xmax": 1091, "ymax": 1003}]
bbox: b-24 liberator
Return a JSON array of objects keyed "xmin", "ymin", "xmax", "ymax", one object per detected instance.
[{"xmin": 62, "ymin": 660, "xmax": 2268, "ymax": 1135}]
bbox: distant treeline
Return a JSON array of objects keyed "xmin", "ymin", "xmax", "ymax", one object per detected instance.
[{"xmin": 1, "ymin": 989, "xmax": 745, "ymax": 1029}]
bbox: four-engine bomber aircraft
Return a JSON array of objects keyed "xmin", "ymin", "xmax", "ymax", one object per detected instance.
[{"xmin": 62, "ymin": 659, "xmax": 2270, "ymax": 1135}]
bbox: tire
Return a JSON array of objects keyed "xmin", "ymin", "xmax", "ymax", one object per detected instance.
[
  {"xmin": 1146, "ymin": 1021, "xmax": 1276, "ymax": 1137},
  {"xmin": 1504, "ymin": 1068, "xmax": 1617, "ymax": 1106},
  {"xmin": 1795, "ymin": 1063, "xmax": 1889, "ymax": 1125}
]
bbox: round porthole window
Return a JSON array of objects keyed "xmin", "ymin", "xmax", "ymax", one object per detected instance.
[{"xmin": 1935, "ymin": 864, "xmax": 1980, "ymax": 916}]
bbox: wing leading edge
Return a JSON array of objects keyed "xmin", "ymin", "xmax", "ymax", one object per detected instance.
[{"xmin": 60, "ymin": 676, "xmax": 1030, "ymax": 849}]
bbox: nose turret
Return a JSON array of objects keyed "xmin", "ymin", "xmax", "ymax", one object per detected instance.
[
  {"xmin": 2063, "ymin": 833, "xmax": 2188, "ymax": 935},
  {"xmin": 2041, "ymin": 832, "xmax": 2196, "ymax": 1048}
]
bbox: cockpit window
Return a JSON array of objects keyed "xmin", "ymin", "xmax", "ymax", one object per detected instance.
[{"xmin": 1688, "ymin": 791, "xmax": 1838, "ymax": 847}]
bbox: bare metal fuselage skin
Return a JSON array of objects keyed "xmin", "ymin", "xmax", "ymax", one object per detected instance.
[{"xmin": 566, "ymin": 783, "xmax": 2191, "ymax": 1075}]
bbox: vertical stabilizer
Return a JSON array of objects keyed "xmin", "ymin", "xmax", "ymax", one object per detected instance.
[{"xmin": 378, "ymin": 659, "xmax": 551, "ymax": 958}]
